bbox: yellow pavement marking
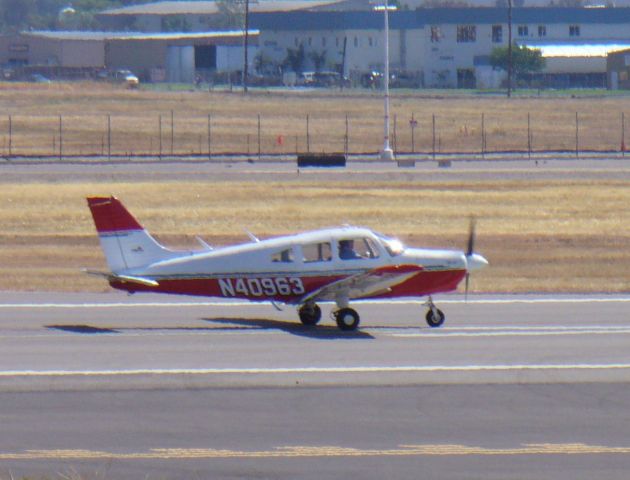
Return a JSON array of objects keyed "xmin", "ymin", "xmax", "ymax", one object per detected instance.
[{"xmin": 2, "ymin": 443, "xmax": 630, "ymax": 460}]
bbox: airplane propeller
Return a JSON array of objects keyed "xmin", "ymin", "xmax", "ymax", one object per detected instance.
[{"xmin": 464, "ymin": 217, "xmax": 488, "ymax": 300}]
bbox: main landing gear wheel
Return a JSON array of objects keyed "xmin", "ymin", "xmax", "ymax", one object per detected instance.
[
  {"xmin": 425, "ymin": 308, "xmax": 445, "ymax": 328},
  {"xmin": 335, "ymin": 308, "xmax": 360, "ymax": 331},
  {"xmin": 298, "ymin": 303, "xmax": 322, "ymax": 326}
]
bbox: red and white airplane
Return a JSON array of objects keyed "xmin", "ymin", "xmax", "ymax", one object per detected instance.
[{"xmin": 86, "ymin": 196, "xmax": 488, "ymax": 331}]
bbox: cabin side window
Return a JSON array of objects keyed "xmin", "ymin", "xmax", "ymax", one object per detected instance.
[
  {"xmin": 338, "ymin": 237, "xmax": 380, "ymax": 260},
  {"xmin": 302, "ymin": 242, "xmax": 332, "ymax": 263},
  {"xmin": 271, "ymin": 248, "xmax": 294, "ymax": 263}
]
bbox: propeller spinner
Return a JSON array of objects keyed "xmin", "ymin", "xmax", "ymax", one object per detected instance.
[{"xmin": 464, "ymin": 218, "xmax": 488, "ymax": 299}]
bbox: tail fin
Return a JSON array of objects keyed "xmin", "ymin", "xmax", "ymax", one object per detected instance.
[{"xmin": 87, "ymin": 196, "xmax": 177, "ymax": 273}]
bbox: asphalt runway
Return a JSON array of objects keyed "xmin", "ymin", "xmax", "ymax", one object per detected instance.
[{"xmin": 1, "ymin": 292, "xmax": 629, "ymax": 479}]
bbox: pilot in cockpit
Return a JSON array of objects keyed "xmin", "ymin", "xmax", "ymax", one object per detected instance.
[{"xmin": 339, "ymin": 239, "xmax": 360, "ymax": 260}]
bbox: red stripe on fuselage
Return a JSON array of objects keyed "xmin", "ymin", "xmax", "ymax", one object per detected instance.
[{"xmin": 109, "ymin": 269, "xmax": 466, "ymax": 302}]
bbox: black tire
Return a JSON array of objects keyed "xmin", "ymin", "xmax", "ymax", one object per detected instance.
[
  {"xmin": 299, "ymin": 303, "xmax": 322, "ymax": 326},
  {"xmin": 426, "ymin": 308, "xmax": 445, "ymax": 328},
  {"xmin": 335, "ymin": 308, "xmax": 360, "ymax": 331}
]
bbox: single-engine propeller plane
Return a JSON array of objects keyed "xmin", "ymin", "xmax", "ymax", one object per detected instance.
[{"xmin": 86, "ymin": 196, "xmax": 488, "ymax": 331}]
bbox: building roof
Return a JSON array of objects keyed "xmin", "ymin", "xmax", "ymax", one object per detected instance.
[
  {"xmin": 100, "ymin": 0, "xmax": 344, "ymax": 16},
  {"xmin": 23, "ymin": 30, "xmax": 259, "ymax": 42}
]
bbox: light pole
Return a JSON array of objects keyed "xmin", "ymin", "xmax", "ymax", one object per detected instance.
[
  {"xmin": 242, "ymin": 0, "xmax": 250, "ymax": 94},
  {"xmin": 375, "ymin": 0, "xmax": 396, "ymax": 161}
]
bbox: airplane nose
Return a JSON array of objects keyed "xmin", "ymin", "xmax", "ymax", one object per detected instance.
[{"xmin": 467, "ymin": 253, "xmax": 488, "ymax": 271}]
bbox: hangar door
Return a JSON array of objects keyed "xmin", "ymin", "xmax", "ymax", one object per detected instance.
[
  {"xmin": 195, "ymin": 45, "xmax": 217, "ymax": 70},
  {"xmin": 166, "ymin": 46, "xmax": 194, "ymax": 83}
]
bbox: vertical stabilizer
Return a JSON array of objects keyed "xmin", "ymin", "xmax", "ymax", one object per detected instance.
[{"xmin": 87, "ymin": 196, "xmax": 177, "ymax": 273}]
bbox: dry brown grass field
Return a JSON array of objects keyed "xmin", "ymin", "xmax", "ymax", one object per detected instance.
[
  {"xmin": 0, "ymin": 83, "xmax": 628, "ymax": 294},
  {"xmin": 1, "ymin": 179, "xmax": 628, "ymax": 294},
  {"xmin": 1, "ymin": 82, "xmax": 630, "ymax": 156}
]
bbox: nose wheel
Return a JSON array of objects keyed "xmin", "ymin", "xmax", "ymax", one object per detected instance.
[
  {"xmin": 425, "ymin": 297, "xmax": 445, "ymax": 328},
  {"xmin": 335, "ymin": 307, "xmax": 360, "ymax": 331}
]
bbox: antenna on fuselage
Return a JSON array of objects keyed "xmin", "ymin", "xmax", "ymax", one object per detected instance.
[
  {"xmin": 244, "ymin": 228, "xmax": 260, "ymax": 243},
  {"xmin": 196, "ymin": 236, "xmax": 213, "ymax": 251}
]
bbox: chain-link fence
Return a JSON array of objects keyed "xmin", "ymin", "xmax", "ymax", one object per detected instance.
[{"xmin": 1, "ymin": 111, "xmax": 628, "ymax": 159}]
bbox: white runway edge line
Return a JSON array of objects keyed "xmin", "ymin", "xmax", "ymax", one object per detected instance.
[
  {"xmin": 1, "ymin": 297, "xmax": 630, "ymax": 308},
  {"xmin": 2, "ymin": 364, "xmax": 630, "ymax": 378}
]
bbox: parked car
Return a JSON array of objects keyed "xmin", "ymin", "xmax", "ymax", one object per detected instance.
[
  {"xmin": 113, "ymin": 69, "xmax": 139, "ymax": 88},
  {"xmin": 97, "ymin": 69, "xmax": 139, "ymax": 88}
]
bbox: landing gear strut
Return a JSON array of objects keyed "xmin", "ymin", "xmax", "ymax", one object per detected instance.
[
  {"xmin": 298, "ymin": 302, "xmax": 322, "ymax": 326},
  {"xmin": 425, "ymin": 296, "xmax": 445, "ymax": 328},
  {"xmin": 334, "ymin": 307, "xmax": 360, "ymax": 331}
]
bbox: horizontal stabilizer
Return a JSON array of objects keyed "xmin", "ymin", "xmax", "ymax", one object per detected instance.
[{"xmin": 83, "ymin": 269, "xmax": 159, "ymax": 287}]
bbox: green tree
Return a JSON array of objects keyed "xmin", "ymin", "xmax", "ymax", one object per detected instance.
[
  {"xmin": 309, "ymin": 50, "xmax": 327, "ymax": 72},
  {"xmin": 216, "ymin": 0, "xmax": 245, "ymax": 29},
  {"xmin": 283, "ymin": 44, "xmax": 305, "ymax": 74},
  {"xmin": 490, "ymin": 44, "xmax": 545, "ymax": 78},
  {"xmin": 0, "ymin": 0, "xmax": 150, "ymax": 32}
]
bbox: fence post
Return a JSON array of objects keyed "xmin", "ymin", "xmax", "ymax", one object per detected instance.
[
  {"xmin": 527, "ymin": 112, "xmax": 531, "ymax": 160},
  {"xmin": 158, "ymin": 115, "xmax": 162, "ymax": 159},
  {"xmin": 575, "ymin": 111, "xmax": 579, "ymax": 158},
  {"xmin": 344, "ymin": 114, "xmax": 349, "ymax": 156},
  {"xmin": 208, "ymin": 113, "xmax": 212, "ymax": 160},
  {"xmin": 59, "ymin": 115, "xmax": 63, "ymax": 161},
  {"xmin": 481, "ymin": 112, "xmax": 486, "ymax": 158},
  {"xmin": 622, "ymin": 112, "xmax": 625, "ymax": 156},
  {"xmin": 170, "ymin": 110, "xmax": 174, "ymax": 156},
  {"xmin": 257, "ymin": 114, "xmax": 261, "ymax": 161},
  {"xmin": 107, "ymin": 115, "xmax": 111, "ymax": 160},
  {"xmin": 393, "ymin": 113, "xmax": 398, "ymax": 152},
  {"xmin": 410, "ymin": 113, "xmax": 416, "ymax": 153},
  {"xmin": 8, "ymin": 115, "xmax": 11, "ymax": 159},
  {"xmin": 432, "ymin": 113, "xmax": 436, "ymax": 161},
  {"xmin": 306, "ymin": 114, "xmax": 310, "ymax": 153}
]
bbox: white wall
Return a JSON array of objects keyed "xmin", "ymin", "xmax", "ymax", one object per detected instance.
[{"xmin": 216, "ymin": 45, "xmax": 258, "ymax": 72}]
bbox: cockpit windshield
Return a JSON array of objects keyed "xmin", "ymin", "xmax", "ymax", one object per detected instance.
[{"xmin": 375, "ymin": 232, "xmax": 405, "ymax": 256}]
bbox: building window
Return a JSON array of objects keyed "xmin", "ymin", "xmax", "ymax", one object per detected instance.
[
  {"xmin": 492, "ymin": 25, "xmax": 502, "ymax": 43},
  {"xmin": 538, "ymin": 25, "xmax": 546, "ymax": 37},
  {"xmin": 456, "ymin": 25, "xmax": 476, "ymax": 43},
  {"xmin": 569, "ymin": 25, "xmax": 580, "ymax": 36},
  {"xmin": 430, "ymin": 25, "xmax": 442, "ymax": 43},
  {"xmin": 517, "ymin": 25, "xmax": 528, "ymax": 37}
]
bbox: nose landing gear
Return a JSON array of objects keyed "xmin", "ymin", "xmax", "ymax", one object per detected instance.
[
  {"xmin": 334, "ymin": 307, "xmax": 360, "ymax": 331},
  {"xmin": 425, "ymin": 296, "xmax": 445, "ymax": 328}
]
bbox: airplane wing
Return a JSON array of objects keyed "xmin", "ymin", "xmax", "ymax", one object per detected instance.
[{"xmin": 298, "ymin": 264, "xmax": 422, "ymax": 305}]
